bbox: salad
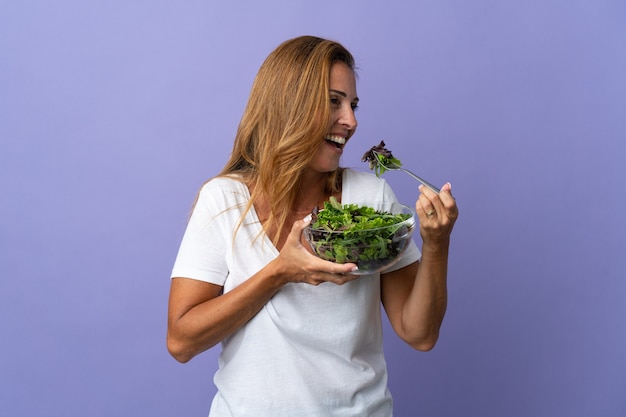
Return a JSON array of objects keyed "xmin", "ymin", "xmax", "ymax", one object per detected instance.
[
  {"xmin": 361, "ymin": 140, "xmax": 403, "ymax": 177},
  {"xmin": 305, "ymin": 197, "xmax": 414, "ymax": 271}
]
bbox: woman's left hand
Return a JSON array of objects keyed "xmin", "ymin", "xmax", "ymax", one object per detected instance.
[
  {"xmin": 415, "ymin": 182, "xmax": 458, "ymax": 247},
  {"xmin": 383, "ymin": 182, "xmax": 458, "ymax": 351}
]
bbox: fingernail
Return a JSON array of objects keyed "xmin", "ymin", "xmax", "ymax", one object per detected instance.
[
  {"xmin": 303, "ymin": 214, "xmax": 312, "ymax": 223},
  {"xmin": 351, "ymin": 266, "xmax": 359, "ymax": 272},
  {"xmin": 447, "ymin": 182, "xmax": 452, "ymax": 190}
]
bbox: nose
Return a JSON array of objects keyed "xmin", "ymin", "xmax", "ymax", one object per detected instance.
[{"xmin": 339, "ymin": 106, "xmax": 358, "ymax": 132}]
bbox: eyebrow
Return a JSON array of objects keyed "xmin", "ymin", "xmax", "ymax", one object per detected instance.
[{"xmin": 330, "ymin": 89, "xmax": 359, "ymax": 102}]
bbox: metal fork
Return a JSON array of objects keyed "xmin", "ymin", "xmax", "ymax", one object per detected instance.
[{"xmin": 373, "ymin": 151, "xmax": 440, "ymax": 194}]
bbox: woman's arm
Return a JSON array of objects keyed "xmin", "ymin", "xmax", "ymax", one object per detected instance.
[
  {"xmin": 167, "ymin": 215, "xmax": 359, "ymax": 363},
  {"xmin": 167, "ymin": 270, "xmax": 281, "ymax": 363},
  {"xmin": 381, "ymin": 183, "xmax": 458, "ymax": 351}
]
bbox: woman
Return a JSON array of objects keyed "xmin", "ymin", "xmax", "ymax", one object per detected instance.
[{"xmin": 167, "ymin": 35, "xmax": 458, "ymax": 416}]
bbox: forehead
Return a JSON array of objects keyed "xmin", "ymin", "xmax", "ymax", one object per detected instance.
[{"xmin": 329, "ymin": 62, "xmax": 357, "ymax": 98}]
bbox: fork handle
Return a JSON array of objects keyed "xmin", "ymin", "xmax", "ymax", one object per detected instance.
[{"xmin": 401, "ymin": 168, "xmax": 441, "ymax": 193}]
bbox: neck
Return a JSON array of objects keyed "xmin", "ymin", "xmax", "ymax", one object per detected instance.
[{"xmin": 292, "ymin": 171, "xmax": 334, "ymax": 212}]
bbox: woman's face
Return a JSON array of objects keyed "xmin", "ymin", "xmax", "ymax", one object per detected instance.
[{"xmin": 309, "ymin": 62, "xmax": 359, "ymax": 173}]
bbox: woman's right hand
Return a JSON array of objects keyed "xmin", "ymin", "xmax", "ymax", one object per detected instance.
[
  {"xmin": 271, "ymin": 214, "xmax": 360, "ymax": 286},
  {"xmin": 168, "ymin": 215, "xmax": 360, "ymax": 363}
]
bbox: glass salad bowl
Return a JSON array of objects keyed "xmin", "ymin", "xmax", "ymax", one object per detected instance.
[{"xmin": 303, "ymin": 200, "xmax": 415, "ymax": 275}]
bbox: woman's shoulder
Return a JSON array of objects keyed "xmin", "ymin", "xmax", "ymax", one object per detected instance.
[
  {"xmin": 200, "ymin": 174, "xmax": 246, "ymax": 191},
  {"xmin": 196, "ymin": 175, "xmax": 249, "ymax": 207},
  {"xmin": 342, "ymin": 168, "xmax": 396, "ymax": 204},
  {"xmin": 343, "ymin": 168, "xmax": 387, "ymax": 187}
]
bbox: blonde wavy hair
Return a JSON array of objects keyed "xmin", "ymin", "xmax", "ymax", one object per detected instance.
[{"xmin": 218, "ymin": 35, "xmax": 356, "ymax": 244}]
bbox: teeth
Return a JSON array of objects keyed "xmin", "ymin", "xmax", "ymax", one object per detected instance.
[{"xmin": 325, "ymin": 135, "xmax": 346, "ymax": 145}]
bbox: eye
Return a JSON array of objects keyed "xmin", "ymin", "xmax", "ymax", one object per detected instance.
[
  {"xmin": 351, "ymin": 103, "xmax": 359, "ymax": 111},
  {"xmin": 330, "ymin": 97, "xmax": 341, "ymax": 106}
]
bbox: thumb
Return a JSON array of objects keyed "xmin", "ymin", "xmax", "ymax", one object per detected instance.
[{"xmin": 290, "ymin": 213, "xmax": 312, "ymax": 236}]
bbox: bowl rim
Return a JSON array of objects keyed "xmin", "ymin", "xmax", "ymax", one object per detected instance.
[{"xmin": 306, "ymin": 202, "xmax": 415, "ymax": 234}]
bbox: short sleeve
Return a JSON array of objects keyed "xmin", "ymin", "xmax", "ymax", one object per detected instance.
[{"xmin": 170, "ymin": 180, "xmax": 235, "ymax": 286}]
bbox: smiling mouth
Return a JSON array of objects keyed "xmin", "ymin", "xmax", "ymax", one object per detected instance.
[{"xmin": 325, "ymin": 134, "xmax": 346, "ymax": 148}]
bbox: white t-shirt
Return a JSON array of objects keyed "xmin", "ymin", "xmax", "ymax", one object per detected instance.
[{"xmin": 171, "ymin": 169, "xmax": 421, "ymax": 417}]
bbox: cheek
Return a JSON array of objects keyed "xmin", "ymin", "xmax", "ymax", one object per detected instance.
[{"xmin": 328, "ymin": 108, "xmax": 341, "ymax": 124}]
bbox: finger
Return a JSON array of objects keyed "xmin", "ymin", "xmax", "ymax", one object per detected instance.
[
  {"xmin": 287, "ymin": 214, "xmax": 313, "ymax": 244},
  {"xmin": 329, "ymin": 272, "xmax": 361, "ymax": 285},
  {"xmin": 321, "ymin": 267, "xmax": 361, "ymax": 284},
  {"xmin": 415, "ymin": 196, "xmax": 431, "ymax": 219},
  {"xmin": 419, "ymin": 183, "xmax": 454, "ymax": 215},
  {"xmin": 417, "ymin": 200, "xmax": 436, "ymax": 218},
  {"xmin": 300, "ymin": 213, "xmax": 313, "ymax": 229},
  {"xmin": 437, "ymin": 183, "xmax": 459, "ymax": 219},
  {"xmin": 320, "ymin": 259, "xmax": 359, "ymax": 275},
  {"xmin": 417, "ymin": 186, "xmax": 438, "ymax": 218},
  {"xmin": 418, "ymin": 183, "xmax": 438, "ymax": 199},
  {"xmin": 438, "ymin": 182, "xmax": 454, "ymax": 204}
]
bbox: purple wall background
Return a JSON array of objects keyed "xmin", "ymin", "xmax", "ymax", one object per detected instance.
[{"xmin": 1, "ymin": 1, "xmax": 625, "ymax": 416}]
